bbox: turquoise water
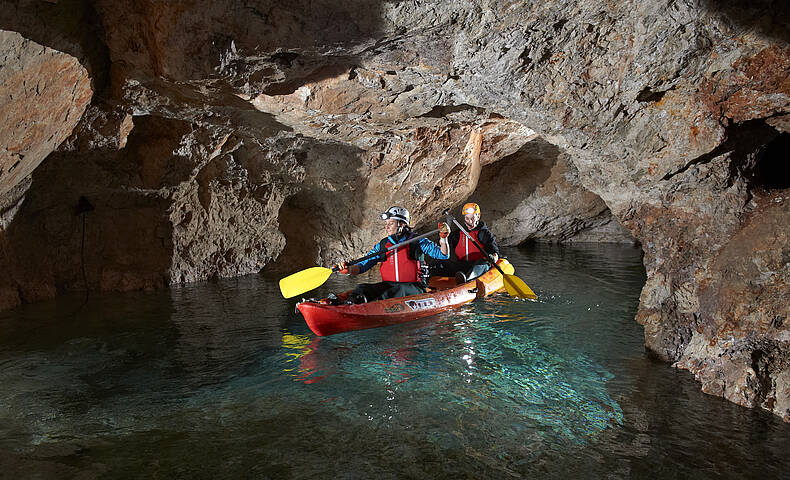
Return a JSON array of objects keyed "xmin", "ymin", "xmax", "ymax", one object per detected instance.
[{"xmin": 1, "ymin": 244, "xmax": 789, "ymax": 479}]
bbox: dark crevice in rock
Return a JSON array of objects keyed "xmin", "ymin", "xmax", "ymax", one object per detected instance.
[
  {"xmin": 636, "ymin": 86, "xmax": 674, "ymax": 103},
  {"xmin": 754, "ymin": 132, "xmax": 790, "ymax": 190},
  {"xmin": 518, "ymin": 45, "xmax": 534, "ymax": 69},
  {"xmin": 661, "ymin": 119, "xmax": 779, "ymax": 182},
  {"xmin": 699, "ymin": 0, "xmax": 790, "ymax": 43},
  {"xmin": 538, "ymin": 49, "xmax": 553, "ymax": 64},
  {"xmin": 418, "ymin": 104, "xmax": 486, "ymax": 119},
  {"xmin": 612, "ymin": 103, "xmax": 627, "ymax": 120},
  {"xmin": 750, "ymin": 349, "xmax": 774, "ymax": 408},
  {"xmin": 271, "ymin": 51, "xmax": 300, "ymax": 69}
]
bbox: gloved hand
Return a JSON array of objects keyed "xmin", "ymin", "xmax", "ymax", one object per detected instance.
[
  {"xmin": 334, "ymin": 261, "xmax": 350, "ymax": 275},
  {"xmin": 438, "ymin": 222, "xmax": 450, "ymax": 238}
]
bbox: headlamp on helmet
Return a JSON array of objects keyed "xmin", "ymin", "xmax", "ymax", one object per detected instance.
[
  {"xmin": 461, "ymin": 203, "xmax": 481, "ymax": 216},
  {"xmin": 380, "ymin": 206, "xmax": 410, "ymax": 225}
]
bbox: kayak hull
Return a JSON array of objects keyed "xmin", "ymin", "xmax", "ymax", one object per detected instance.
[{"xmin": 296, "ymin": 259, "xmax": 513, "ymax": 336}]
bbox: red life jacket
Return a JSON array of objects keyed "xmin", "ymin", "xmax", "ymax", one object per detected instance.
[
  {"xmin": 379, "ymin": 237, "xmax": 420, "ymax": 282},
  {"xmin": 455, "ymin": 229, "xmax": 486, "ymax": 261}
]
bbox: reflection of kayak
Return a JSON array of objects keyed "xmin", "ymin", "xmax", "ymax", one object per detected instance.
[{"xmin": 296, "ymin": 259, "xmax": 516, "ymax": 336}]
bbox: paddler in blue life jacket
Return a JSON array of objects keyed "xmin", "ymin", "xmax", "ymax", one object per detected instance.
[
  {"xmin": 333, "ymin": 206, "xmax": 450, "ymax": 304},
  {"xmin": 431, "ymin": 202, "xmax": 500, "ymax": 283}
]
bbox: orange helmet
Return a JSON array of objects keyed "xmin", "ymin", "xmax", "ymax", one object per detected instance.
[{"xmin": 461, "ymin": 203, "xmax": 480, "ymax": 216}]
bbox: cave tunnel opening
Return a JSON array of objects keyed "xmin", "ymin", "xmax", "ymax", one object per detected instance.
[
  {"xmin": 466, "ymin": 137, "xmax": 560, "ymax": 227},
  {"xmin": 465, "ymin": 136, "xmax": 637, "ymax": 246},
  {"xmin": 755, "ymin": 132, "xmax": 790, "ymax": 190}
]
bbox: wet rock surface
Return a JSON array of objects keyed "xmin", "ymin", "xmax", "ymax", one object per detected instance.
[{"xmin": 0, "ymin": 0, "xmax": 788, "ymax": 419}]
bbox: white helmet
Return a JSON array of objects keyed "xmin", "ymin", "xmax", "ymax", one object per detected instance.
[{"xmin": 380, "ymin": 206, "xmax": 410, "ymax": 225}]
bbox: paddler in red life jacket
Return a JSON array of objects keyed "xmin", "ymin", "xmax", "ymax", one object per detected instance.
[
  {"xmin": 431, "ymin": 202, "xmax": 500, "ymax": 283},
  {"xmin": 333, "ymin": 206, "xmax": 450, "ymax": 304}
]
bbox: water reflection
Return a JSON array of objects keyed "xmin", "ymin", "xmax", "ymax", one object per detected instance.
[
  {"xmin": 275, "ymin": 300, "xmax": 624, "ymax": 447},
  {"xmin": 281, "ymin": 333, "xmax": 330, "ymax": 384}
]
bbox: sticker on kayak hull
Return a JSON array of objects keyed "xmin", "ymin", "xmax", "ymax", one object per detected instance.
[
  {"xmin": 405, "ymin": 298, "xmax": 438, "ymax": 311},
  {"xmin": 384, "ymin": 303, "xmax": 406, "ymax": 313}
]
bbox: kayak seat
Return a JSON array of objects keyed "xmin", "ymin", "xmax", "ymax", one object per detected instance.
[
  {"xmin": 325, "ymin": 293, "xmax": 344, "ymax": 306},
  {"xmin": 346, "ymin": 292, "xmax": 367, "ymax": 305}
]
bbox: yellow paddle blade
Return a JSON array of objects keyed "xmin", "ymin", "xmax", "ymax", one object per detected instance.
[
  {"xmin": 279, "ymin": 267, "xmax": 333, "ymax": 298},
  {"xmin": 500, "ymin": 260, "xmax": 515, "ymax": 275},
  {"xmin": 503, "ymin": 274, "xmax": 537, "ymax": 300}
]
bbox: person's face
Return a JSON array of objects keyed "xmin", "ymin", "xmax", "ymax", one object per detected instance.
[
  {"xmin": 385, "ymin": 219, "xmax": 400, "ymax": 236},
  {"xmin": 464, "ymin": 212, "xmax": 480, "ymax": 229}
]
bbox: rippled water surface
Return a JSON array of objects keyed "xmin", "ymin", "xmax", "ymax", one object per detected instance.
[{"xmin": 2, "ymin": 244, "xmax": 789, "ymax": 479}]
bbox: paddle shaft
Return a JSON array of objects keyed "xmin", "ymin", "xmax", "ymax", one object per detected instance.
[
  {"xmin": 338, "ymin": 228, "xmax": 441, "ymax": 271},
  {"xmin": 443, "ymin": 210, "xmax": 507, "ymax": 277}
]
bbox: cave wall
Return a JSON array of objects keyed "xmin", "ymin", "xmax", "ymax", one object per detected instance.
[{"xmin": 0, "ymin": 0, "xmax": 788, "ymax": 419}]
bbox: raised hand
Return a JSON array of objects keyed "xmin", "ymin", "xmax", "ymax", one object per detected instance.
[
  {"xmin": 333, "ymin": 261, "xmax": 350, "ymax": 274},
  {"xmin": 438, "ymin": 222, "xmax": 450, "ymax": 238}
]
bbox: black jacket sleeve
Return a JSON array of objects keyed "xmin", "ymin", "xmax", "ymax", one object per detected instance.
[
  {"xmin": 477, "ymin": 225, "xmax": 500, "ymax": 256},
  {"xmin": 448, "ymin": 229, "xmax": 461, "ymax": 258}
]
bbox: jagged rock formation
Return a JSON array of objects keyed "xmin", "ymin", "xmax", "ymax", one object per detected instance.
[{"xmin": 0, "ymin": 0, "xmax": 788, "ymax": 420}]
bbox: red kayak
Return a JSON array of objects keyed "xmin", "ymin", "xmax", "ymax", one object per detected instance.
[{"xmin": 296, "ymin": 259, "xmax": 516, "ymax": 336}]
